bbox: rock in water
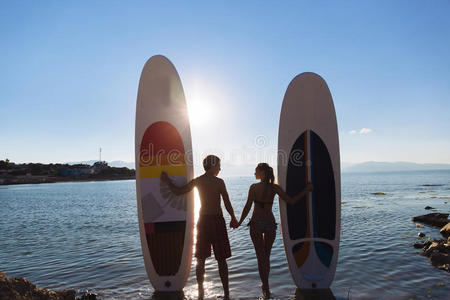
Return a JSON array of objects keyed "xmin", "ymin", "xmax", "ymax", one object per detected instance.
[
  {"xmin": 0, "ymin": 273, "xmax": 76, "ymax": 299},
  {"xmin": 418, "ymin": 240, "xmax": 450, "ymax": 272},
  {"xmin": 438, "ymin": 264, "xmax": 450, "ymax": 272},
  {"xmin": 423, "ymin": 242, "xmax": 445, "ymax": 256},
  {"xmin": 430, "ymin": 252, "xmax": 450, "ymax": 266},
  {"xmin": 414, "ymin": 242, "xmax": 427, "ymax": 248},
  {"xmin": 80, "ymin": 292, "xmax": 97, "ymax": 300},
  {"xmin": 412, "ymin": 213, "xmax": 449, "ymax": 227},
  {"xmin": 412, "ymin": 213, "xmax": 450, "ymax": 273},
  {"xmin": 424, "ymin": 206, "xmax": 434, "ymax": 210},
  {"xmin": 440, "ymin": 223, "xmax": 450, "ymax": 238}
]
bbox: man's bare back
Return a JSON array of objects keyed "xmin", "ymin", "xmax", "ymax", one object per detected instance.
[
  {"xmin": 160, "ymin": 158, "xmax": 235, "ymax": 219},
  {"xmin": 160, "ymin": 155, "xmax": 237, "ymax": 299},
  {"xmin": 195, "ymin": 174, "xmax": 228, "ymax": 216}
]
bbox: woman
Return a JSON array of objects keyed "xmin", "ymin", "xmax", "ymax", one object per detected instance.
[{"xmin": 235, "ymin": 163, "xmax": 313, "ymax": 298}]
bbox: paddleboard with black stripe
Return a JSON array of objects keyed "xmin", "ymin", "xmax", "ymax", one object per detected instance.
[{"xmin": 278, "ymin": 72, "xmax": 340, "ymax": 289}]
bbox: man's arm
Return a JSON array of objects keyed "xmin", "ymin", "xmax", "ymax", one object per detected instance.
[
  {"xmin": 161, "ymin": 171, "xmax": 195, "ymax": 195},
  {"xmin": 219, "ymin": 179, "xmax": 237, "ymax": 226}
]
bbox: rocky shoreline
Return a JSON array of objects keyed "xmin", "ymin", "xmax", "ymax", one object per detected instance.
[
  {"xmin": 0, "ymin": 273, "xmax": 97, "ymax": 300},
  {"xmin": 412, "ymin": 212, "xmax": 450, "ymax": 272}
]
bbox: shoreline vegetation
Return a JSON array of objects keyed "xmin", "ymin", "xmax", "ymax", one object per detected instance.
[{"xmin": 0, "ymin": 160, "xmax": 135, "ymax": 186}]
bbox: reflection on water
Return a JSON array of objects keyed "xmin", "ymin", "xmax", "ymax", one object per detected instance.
[
  {"xmin": 294, "ymin": 288, "xmax": 335, "ymax": 300},
  {"xmin": 151, "ymin": 290, "xmax": 185, "ymax": 300},
  {"xmin": 1, "ymin": 171, "xmax": 450, "ymax": 299},
  {"xmin": 149, "ymin": 288, "xmax": 336, "ymax": 300}
]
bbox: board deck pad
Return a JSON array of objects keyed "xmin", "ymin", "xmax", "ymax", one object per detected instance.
[
  {"xmin": 314, "ymin": 241, "xmax": 333, "ymax": 268},
  {"xmin": 136, "ymin": 55, "xmax": 194, "ymax": 291},
  {"xmin": 310, "ymin": 131, "xmax": 336, "ymax": 240},
  {"xmin": 278, "ymin": 72, "xmax": 340, "ymax": 289},
  {"xmin": 139, "ymin": 121, "xmax": 187, "ymax": 276},
  {"xmin": 286, "ymin": 131, "xmax": 309, "ymax": 240},
  {"xmin": 288, "ymin": 129, "xmax": 337, "ymax": 270},
  {"xmin": 146, "ymin": 221, "xmax": 186, "ymax": 275}
]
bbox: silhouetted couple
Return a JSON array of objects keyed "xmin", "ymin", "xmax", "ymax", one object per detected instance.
[{"xmin": 161, "ymin": 155, "xmax": 312, "ymax": 299}]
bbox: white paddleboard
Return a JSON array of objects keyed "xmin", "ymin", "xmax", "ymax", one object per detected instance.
[
  {"xmin": 135, "ymin": 55, "xmax": 194, "ymax": 291},
  {"xmin": 278, "ymin": 72, "xmax": 341, "ymax": 289}
]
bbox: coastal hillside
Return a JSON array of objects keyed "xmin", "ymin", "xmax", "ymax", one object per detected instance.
[{"xmin": 0, "ymin": 160, "xmax": 135, "ymax": 185}]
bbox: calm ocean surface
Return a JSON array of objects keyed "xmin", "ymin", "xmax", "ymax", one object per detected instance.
[{"xmin": 1, "ymin": 170, "xmax": 449, "ymax": 299}]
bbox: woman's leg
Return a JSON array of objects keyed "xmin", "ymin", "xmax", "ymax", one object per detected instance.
[
  {"xmin": 263, "ymin": 229, "xmax": 276, "ymax": 294},
  {"xmin": 250, "ymin": 226, "xmax": 269, "ymax": 292}
]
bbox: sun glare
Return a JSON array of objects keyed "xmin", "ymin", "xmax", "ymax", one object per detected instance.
[
  {"xmin": 193, "ymin": 187, "xmax": 201, "ymax": 246},
  {"xmin": 188, "ymin": 98, "xmax": 212, "ymax": 127},
  {"xmin": 194, "ymin": 187, "xmax": 201, "ymax": 222}
]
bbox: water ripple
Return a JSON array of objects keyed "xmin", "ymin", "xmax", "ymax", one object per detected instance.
[{"xmin": 1, "ymin": 174, "xmax": 450, "ymax": 299}]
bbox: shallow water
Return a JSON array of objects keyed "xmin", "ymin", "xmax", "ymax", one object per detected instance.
[{"xmin": 0, "ymin": 170, "xmax": 449, "ymax": 299}]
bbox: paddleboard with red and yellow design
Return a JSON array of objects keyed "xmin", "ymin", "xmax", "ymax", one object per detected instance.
[{"xmin": 135, "ymin": 55, "xmax": 194, "ymax": 291}]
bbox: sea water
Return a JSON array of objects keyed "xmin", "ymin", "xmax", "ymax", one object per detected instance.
[{"xmin": 0, "ymin": 170, "xmax": 449, "ymax": 299}]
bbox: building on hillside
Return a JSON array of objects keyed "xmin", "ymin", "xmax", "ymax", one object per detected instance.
[
  {"xmin": 60, "ymin": 165, "xmax": 94, "ymax": 177},
  {"xmin": 92, "ymin": 161, "xmax": 108, "ymax": 173}
]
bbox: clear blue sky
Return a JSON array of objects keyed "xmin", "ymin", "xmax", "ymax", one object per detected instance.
[{"xmin": 1, "ymin": 1, "xmax": 449, "ymax": 173}]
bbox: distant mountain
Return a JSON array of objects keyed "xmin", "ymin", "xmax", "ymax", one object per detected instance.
[
  {"xmin": 342, "ymin": 161, "xmax": 450, "ymax": 173},
  {"xmin": 66, "ymin": 160, "xmax": 98, "ymax": 166},
  {"xmin": 66, "ymin": 160, "xmax": 135, "ymax": 169},
  {"xmin": 341, "ymin": 162, "xmax": 356, "ymax": 170},
  {"xmin": 108, "ymin": 161, "xmax": 135, "ymax": 169},
  {"xmin": 65, "ymin": 160, "xmax": 450, "ymax": 174}
]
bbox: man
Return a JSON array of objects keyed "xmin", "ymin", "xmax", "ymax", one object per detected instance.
[{"xmin": 161, "ymin": 155, "xmax": 238, "ymax": 299}]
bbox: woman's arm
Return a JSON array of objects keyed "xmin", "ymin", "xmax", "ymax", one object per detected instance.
[
  {"xmin": 272, "ymin": 183, "xmax": 313, "ymax": 205},
  {"xmin": 237, "ymin": 184, "xmax": 256, "ymax": 227},
  {"xmin": 160, "ymin": 171, "xmax": 195, "ymax": 195}
]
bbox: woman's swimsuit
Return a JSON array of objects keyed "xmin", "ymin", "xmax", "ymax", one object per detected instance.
[
  {"xmin": 249, "ymin": 219, "xmax": 277, "ymax": 233},
  {"xmin": 249, "ymin": 200, "xmax": 277, "ymax": 233}
]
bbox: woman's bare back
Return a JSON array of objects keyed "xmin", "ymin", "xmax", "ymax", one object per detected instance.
[{"xmin": 250, "ymin": 182, "xmax": 276, "ymax": 222}]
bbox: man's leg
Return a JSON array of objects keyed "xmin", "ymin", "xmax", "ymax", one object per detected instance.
[
  {"xmin": 196, "ymin": 258, "xmax": 206, "ymax": 299},
  {"xmin": 217, "ymin": 259, "xmax": 230, "ymax": 299}
]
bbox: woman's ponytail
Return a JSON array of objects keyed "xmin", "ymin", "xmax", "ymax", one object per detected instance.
[
  {"xmin": 268, "ymin": 166, "xmax": 274, "ymax": 184},
  {"xmin": 257, "ymin": 163, "xmax": 275, "ymax": 184}
]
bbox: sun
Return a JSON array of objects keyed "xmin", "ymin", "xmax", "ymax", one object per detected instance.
[{"xmin": 187, "ymin": 98, "xmax": 212, "ymax": 127}]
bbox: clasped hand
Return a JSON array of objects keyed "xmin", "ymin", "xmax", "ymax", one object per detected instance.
[{"xmin": 230, "ymin": 216, "xmax": 239, "ymax": 229}]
